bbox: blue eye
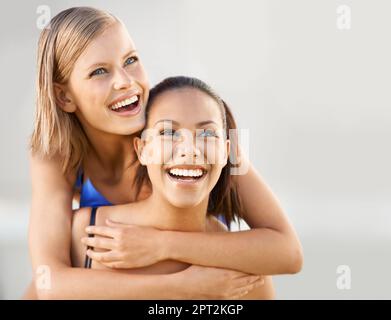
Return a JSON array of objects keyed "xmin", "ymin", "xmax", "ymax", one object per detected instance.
[
  {"xmin": 160, "ymin": 129, "xmax": 175, "ymax": 136},
  {"xmin": 199, "ymin": 129, "xmax": 218, "ymax": 138},
  {"xmin": 124, "ymin": 56, "xmax": 138, "ymax": 66},
  {"xmin": 160, "ymin": 129, "xmax": 181, "ymax": 138},
  {"xmin": 90, "ymin": 68, "xmax": 107, "ymax": 77}
]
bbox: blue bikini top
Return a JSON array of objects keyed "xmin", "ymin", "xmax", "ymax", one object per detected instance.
[{"xmin": 75, "ymin": 169, "xmax": 112, "ymax": 208}]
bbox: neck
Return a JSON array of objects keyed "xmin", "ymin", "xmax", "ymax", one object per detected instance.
[
  {"xmin": 82, "ymin": 125, "xmax": 139, "ymax": 179},
  {"xmin": 144, "ymin": 191, "xmax": 209, "ymax": 232}
]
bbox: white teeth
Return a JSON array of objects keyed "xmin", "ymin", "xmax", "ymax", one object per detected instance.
[
  {"xmin": 169, "ymin": 168, "xmax": 204, "ymax": 178},
  {"xmin": 110, "ymin": 95, "xmax": 139, "ymax": 110}
]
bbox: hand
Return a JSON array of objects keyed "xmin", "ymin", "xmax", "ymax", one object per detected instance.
[
  {"xmin": 81, "ymin": 219, "xmax": 165, "ymax": 269},
  {"xmin": 175, "ymin": 265, "xmax": 265, "ymax": 300}
]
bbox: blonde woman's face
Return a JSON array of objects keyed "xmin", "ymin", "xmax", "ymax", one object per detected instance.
[
  {"xmin": 66, "ymin": 22, "xmax": 149, "ymax": 135},
  {"xmin": 137, "ymin": 88, "xmax": 230, "ymax": 209}
]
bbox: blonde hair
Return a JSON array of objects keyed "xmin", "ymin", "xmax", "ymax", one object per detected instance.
[{"xmin": 30, "ymin": 7, "xmax": 118, "ymax": 174}]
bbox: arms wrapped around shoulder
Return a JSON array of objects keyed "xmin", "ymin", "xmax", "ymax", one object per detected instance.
[{"xmin": 28, "ymin": 153, "xmax": 263, "ymax": 299}]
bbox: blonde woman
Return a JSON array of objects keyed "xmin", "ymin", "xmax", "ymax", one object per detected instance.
[{"xmin": 27, "ymin": 7, "xmax": 302, "ymax": 299}]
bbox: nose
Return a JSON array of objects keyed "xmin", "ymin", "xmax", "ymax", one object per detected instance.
[
  {"xmin": 178, "ymin": 143, "xmax": 201, "ymax": 159},
  {"xmin": 175, "ymin": 132, "xmax": 201, "ymax": 161},
  {"xmin": 113, "ymin": 67, "xmax": 134, "ymax": 91}
]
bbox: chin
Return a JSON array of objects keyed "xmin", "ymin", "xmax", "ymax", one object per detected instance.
[
  {"xmin": 122, "ymin": 118, "xmax": 146, "ymax": 135},
  {"xmin": 169, "ymin": 198, "xmax": 202, "ymax": 209}
]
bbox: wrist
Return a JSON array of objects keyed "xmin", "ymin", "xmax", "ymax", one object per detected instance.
[
  {"xmin": 158, "ymin": 230, "xmax": 177, "ymax": 260},
  {"xmin": 159, "ymin": 230, "xmax": 176, "ymax": 261}
]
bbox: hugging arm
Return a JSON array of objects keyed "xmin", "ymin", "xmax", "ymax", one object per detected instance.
[
  {"xmin": 29, "ymin": 153, "xmax": 175, "ymax": 299},
  {"xmin": 87, "ymin": 160, "xmax": 303, "ymax": 276},
  {"xmin": 28, "ymin": 153, "xmax": 259, "ymax": 299},
  {"xmin": 164, "ymin": 162, "xmax": 303, "ymax": 275}
]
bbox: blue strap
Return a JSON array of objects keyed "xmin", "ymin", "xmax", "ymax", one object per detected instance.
[
  {"xmin": 75, "ymin": 168, "xmax": 84, "ymax": 190},
  {"xmin": 84, "ymin": 207, "xmax": 98, "ymax": 269}
]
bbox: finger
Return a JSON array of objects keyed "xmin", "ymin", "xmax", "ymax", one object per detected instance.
[
  {"xmin": 100, "ymin": 261, "xmax": 126, "ymax": 269},
  {"xmin": 230, "ymin": 290, "xmax": 248, "ymax": 300},
  {"xmin": 231, "ymin": 281, "xmax": 263, "ymax": 299},
  {"xmin": 85, "ymin": 225, "xmax": 118, "ymax": 238},
  {"xmin": 230, "ymin": 270, "xmax": 258, "ymax": 279},
  {"xmin": 231, "ymin": 290, "xmax": 248, "ymax": 300},
  {"xmin": 235, "ymin": 275, "xmax": 262, "ymax": 288},
  {"xmin": 81, "ymin": 237, "xmax": 116, "ymax": 250},
  {"xmin": 86, "ymin": 249, "xmax": 122, "ymax": 263}
]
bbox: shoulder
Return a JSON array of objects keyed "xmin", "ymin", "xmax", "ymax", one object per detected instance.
[
  {"xmin": 30, "ymin": 151, "xmax": 77, "ymax": 190},
  {"xmin": 72, "ymin": 207, "xmax": 92, "ymax": 234},
  {"xmin": 96, "ymin": 202, "xmax": 145, "ymax": 226},
  {"xmin": 206, "ymin": 215, "xmax": 229, "ymax": 232}
]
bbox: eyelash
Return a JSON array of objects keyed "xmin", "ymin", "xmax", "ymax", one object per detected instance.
[
  {"xmin": 159, "ymin": 129, "xmax": 218, "ymax": 138},
  {"xmin": 200, "ymin": 129, "xmax": 218, "ymax": 137},
  {"xmin": 89, "ymin": 56, "xmax": 139, "ymax": 77},
  {"xmin": 159, "ymin": 129, "xmax": 178, "ymax": 137}
]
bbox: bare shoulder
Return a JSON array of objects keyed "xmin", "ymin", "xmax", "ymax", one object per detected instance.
[
  {"xmin": 72, "ymin": 207, "xmax": 92, "ymax": 229},
  {"xmin": 95, "ymin": 202, "xmax": 144, "ymax": 226},
  {"xmin": 206, "ymin": 215, "xmax": 229, "ymax": 232},
  {"xmin": 30, "ymin": 151, "xmax": 77, "ymax": 190}
]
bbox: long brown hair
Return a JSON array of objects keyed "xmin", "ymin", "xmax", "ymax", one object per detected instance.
[{"xmin": 134, "ymin": 76, "xmax": 243, "ymax": 230}]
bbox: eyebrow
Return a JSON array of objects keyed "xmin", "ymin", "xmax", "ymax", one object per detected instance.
[
  {"xmin": 153, "ymin": 119, "xmax": 218, "ymax": 126},
  {"xmin": 85, "ymin": 49, "xmax": 137, "ymax": 71}
]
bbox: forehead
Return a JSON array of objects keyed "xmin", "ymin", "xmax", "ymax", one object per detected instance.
[
  {"xmin": 75, "ymin": 22, "xmax": 135, "ymax": 67},
  {"xmin": 148, "ymin": 88, "xmax": 223, "ymax": 127}
]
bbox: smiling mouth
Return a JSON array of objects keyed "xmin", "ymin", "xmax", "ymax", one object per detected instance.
[
  {"xmin": 166, "ymin": 167, "xmax": 207, "ymax": 182},
  {"xmin": 109, "ymin": 95, "xmax": 140, "ymax": 113}
]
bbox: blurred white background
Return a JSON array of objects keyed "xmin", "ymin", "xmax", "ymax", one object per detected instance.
[{"xmin": 0, "ymin": 0, "xmax": 390, "ymax": 299}]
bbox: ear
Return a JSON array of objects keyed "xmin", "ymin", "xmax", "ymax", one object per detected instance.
[
  {"xmin": 53, "ymin": 83, "xmax": 77, "ymax": 113},
  {"xmin": 133, "ymin": 137, "xmax": 147, "ymax": 165}
]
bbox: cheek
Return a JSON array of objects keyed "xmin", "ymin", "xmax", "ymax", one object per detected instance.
[
  {"xmin": 207, "ymin": 165, "xmax": 225, "ymax": 190},
  {"xmin": 90, "ymin": 80, "xmax": 111, "ymax": 104},
  {"xmin": 143, "ymin": 139, "xmax": 172, "ymax": 165},
  {"xmin": 134, "ymin": 63, "xmax": 149, "ymax": 85},
  {"xmin": 73, "ymin": 80, "xmax": 110, "ymax": 112},
  {"xmin": 204, "ymin": 140, "xmax": 227, "ymax": 165},
  {"xmin": 127, "ymin": 63, "xmax": 149, "ymax": 92},
  {"xmin": 158, "ymin": 139, "xmax": 175, "ymax": 164},
  {"xmin": 146, "ymin": 165, "xmax": 163, "ymax": 184}
]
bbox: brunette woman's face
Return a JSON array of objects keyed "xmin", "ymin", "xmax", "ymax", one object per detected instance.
[
  {"xmin": 136, "ymin": 88, "xmax": 230, "ymax": 209},
  {"xmin": 63, "ymin": 21, "xmax": 149, "ymax": 135}
]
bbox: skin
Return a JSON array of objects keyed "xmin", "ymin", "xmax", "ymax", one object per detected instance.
[
  {"xmin": 72, "ymin": 87, "xmax": 274, "ymax": 299},
  {"xmin": 26, "ymin": 20, "xmax": 302, "ymax": 299}
]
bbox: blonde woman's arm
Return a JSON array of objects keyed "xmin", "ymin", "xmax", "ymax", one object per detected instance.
[
  {"xmin": 166, "ymin": 162, "xmax": 303, "ymax": 275},
  {"xmin": 85, "ymin": 162, "xmax": 303, "ymax": 276},
  {"xmin": 28, "ymin": 153, "xmax": 260, "ymax": 299}
]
